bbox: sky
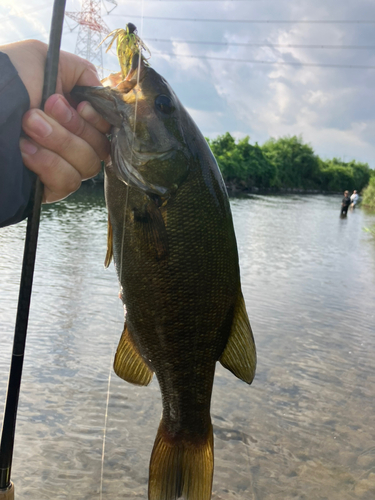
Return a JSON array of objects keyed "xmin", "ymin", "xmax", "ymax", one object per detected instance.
[{"xmin": 1, "ymin": 0, "xmax": 375, "ymax": 167}]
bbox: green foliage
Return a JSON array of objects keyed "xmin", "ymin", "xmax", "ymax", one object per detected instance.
[
  {"xmin": 319, "ymin": 163, "xmax": 354, "ymax": 192},
  {"xmin": 206, "ymin": 133, "xmax": 374, "ymax": 193},
  {"xmin": 319, "ymin": 158, "xmax": 371, "ymax": 192},
  {"xmin": 206, "ymin": 133, "xmax": 277, "ymax": 189},
  {"xmin": 262, "ymin": 136, "xmax": 321, "ymax": 189},
  {"xmin": 364, "ymin": 226, "xmax": 375, "ymax": 236},
  {"xmin": 362, "ymin": 177, "xmax": 375, "ymax": 208},
  {"xmin": 351, "ymin": 160, "xmax": 372, "ymax": 191}
]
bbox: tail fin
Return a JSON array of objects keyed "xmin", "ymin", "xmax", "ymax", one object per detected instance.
[{"xmin": 148, "ymin": 421, "xmax": 213, "ymax": 500}]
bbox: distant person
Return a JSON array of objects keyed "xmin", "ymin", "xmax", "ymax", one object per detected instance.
[
  {"xmin": 350, "ymin": 190, "xmax": 359, "ymax": 209},
  {"xmin": 340, "ymin": 190, "xmax": 351, "ymax": 216}
]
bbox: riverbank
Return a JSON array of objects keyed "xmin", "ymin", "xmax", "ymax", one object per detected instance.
[
  {"xmin": 85, "ymin": 172, "xmax": 345, "ymax": 196},
  {"xmin": 225, "ymin": 184, "xmax": 344, "ymax": 196}
]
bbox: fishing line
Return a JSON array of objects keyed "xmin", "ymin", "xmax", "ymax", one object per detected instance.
[
  {"xmin": 118, "ymin": 1, "xmax": 145, "ymax": 288},
  {"xmin": 99, "ymin": 342, "xmax": 115, "ymax": 500},
  {"xmin": 99, "ymin": 289, "xmax": 127, "ymax": 498},
  {"xmin": 99, "ymin": 4, "xmax": 145, "ymax": 497}
]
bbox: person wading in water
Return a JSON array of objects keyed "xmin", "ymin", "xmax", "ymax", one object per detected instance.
[{"xmin": 340, "ymin": 190, "xmax": 351, "ymax": 217}]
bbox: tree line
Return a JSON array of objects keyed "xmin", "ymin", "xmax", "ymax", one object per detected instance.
[{"xmin": 206, "ymin": 133, "xmax": 374, "ymax": 195}]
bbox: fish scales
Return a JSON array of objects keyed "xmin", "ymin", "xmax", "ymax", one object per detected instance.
[
  {"xmin": 107, "ymin": 152, "xmax": 239, "ymax": 429},
  {"xmin": 72, "ymin": 44, "xmax": 256, "ymax": 500}
]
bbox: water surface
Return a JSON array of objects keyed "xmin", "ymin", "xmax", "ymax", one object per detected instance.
[{"xmin": 1, "ymin": 189, "xmax": 374, "ymax": 499}]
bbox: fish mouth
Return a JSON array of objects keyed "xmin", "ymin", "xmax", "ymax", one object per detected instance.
[{"xmin": 71, "ymin": 86, "xmax": 125, "ymax": 128}]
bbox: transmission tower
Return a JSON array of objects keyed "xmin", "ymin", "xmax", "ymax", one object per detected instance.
[{"xmin": 65, "ymin": 0, "xmax": 117, "ymax": 77}]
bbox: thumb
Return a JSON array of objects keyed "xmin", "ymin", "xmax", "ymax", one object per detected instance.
[{"xmin": 57, "ymin": 50, "xmax": 102, "ymax": 96}]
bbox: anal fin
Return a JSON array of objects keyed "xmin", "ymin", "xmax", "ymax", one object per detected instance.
[
  {"xmin": 219, "ymin": 291, "xmax": 257, "ymax": 384},
  {"xmin": 104, "ymin": 215, "xmax": 113, "ymax": 268},
  {"xmin": 114, "ymin": 324, "xmax": 153, "ymax": 386}
]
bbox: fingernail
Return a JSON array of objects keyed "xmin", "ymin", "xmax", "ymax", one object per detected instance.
[
  {"xmin": 25, "ymin": 111, "xmax": 53, "ymax": 138},
  {"xmin": 78, "ymin": 101, "xmax": 97, "ymax": 122},
  {"xmin": 19, "ymin": 137, "xmax": 38, "ymax": 155},
  {"xmin": 50, "ymin": 95, "xmax": 73, "ymax": 124}
]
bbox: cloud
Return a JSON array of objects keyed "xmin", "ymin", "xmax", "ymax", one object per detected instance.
[
  {"xmin": 2, "ymin": 0, "xmax": 375, "ymax": 167},
  {"xmin": 185, "ymin": 107, "xmax": 225, "ymax": 134}
]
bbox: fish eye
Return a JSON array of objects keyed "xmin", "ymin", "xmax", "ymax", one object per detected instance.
[{"xmin": 155, "ymin": 94, "xmax": 175, "ymax": 114}]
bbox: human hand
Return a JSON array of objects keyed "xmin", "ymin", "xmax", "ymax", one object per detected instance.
[
  {"xmin": 20, "ymin": 95, "xmax": 110, "ymax": 203},
  {"xmin": 1, "ymin": 39, "xmax": 111, "ymax": 203}
]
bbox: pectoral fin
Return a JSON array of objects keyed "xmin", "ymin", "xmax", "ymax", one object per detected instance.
[
  {"xmin": 133, "ymin": 199, "xmax": 169, "ymax": 260},
  {"xmin": 144, "ymin": 200, "xmax": 169, "ymax": 260},
  {"xmin": 104, "ymin": 216, "xmax": 113, "ymax": 268},
  {"xmin": 114, "ymin": 323, "xmax": 154, "ymax": 386},
  {"xmin": 219, "ymin": 292, "xmax": 257, "ymax": 384}
]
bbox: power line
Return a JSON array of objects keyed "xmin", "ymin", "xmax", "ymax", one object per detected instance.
[
  {"xmin": 114, "ymin": 0, "xmax": 264, "ymax": 2},
  {"xmin": 145, "ymin": 37, "xmax": 375, "ymax": 50},
  {"xmin": 111, "ymin": 14, "xmax": 375, "ymax": 24},
  {"xmin": 151, "ymin": 51, "xmax": 375, "ymax": 69},
  {"xmin": 103, "ymin": 0, "xmax": 343, "ymax": 2},
  {"xmin": 127, "ymin": 0, "xmax": 266, "ymax": 2}
]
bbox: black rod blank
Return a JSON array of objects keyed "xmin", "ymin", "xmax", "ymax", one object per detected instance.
[{"xmin": 0, "ymin": 0, "xmax": 66, "ymax": 490}]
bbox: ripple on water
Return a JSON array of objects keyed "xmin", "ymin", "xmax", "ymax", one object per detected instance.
[{"xmin": 1, "ymin": 190, "xmax": 375, "ymax": 499}]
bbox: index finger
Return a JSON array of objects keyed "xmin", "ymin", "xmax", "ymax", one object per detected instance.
[{"xmin": 43, "ymin": 95, "xmax": 110, "ymax": 159}]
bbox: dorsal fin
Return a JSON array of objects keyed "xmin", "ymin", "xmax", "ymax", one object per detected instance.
[{"xmin": 219, "ymin": 291, "xmax": 257, "ymax": 384}]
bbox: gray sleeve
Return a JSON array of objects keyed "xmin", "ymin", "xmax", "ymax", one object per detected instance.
[{"xmin": 0, "ymin": 52, "xmax": 36, "ymax": 228}]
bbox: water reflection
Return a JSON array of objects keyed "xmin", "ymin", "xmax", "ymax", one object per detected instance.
[{"xmin": 1, "ymin": 190, "xmax": 375, "ymax": 499}]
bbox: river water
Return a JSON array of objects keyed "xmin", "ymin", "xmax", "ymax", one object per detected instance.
[{"xmin": 0, "ymin": 188, "xmax": 374, "ymax": 500}]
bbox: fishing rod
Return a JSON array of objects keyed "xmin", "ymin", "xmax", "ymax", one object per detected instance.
[{"xmin": 0, "ymin": 0, "xmax": 66, "ymax": 497}]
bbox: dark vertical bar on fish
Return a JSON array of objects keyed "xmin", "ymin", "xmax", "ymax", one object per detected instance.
[{"xmin": 0, "ymin": 0, "xmax": 66, "ymax": 492}]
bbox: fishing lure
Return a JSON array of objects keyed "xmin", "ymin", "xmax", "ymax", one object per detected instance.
[{"xmin": 100, "ymin": 23, "xmax": 151, "ymax": 80}]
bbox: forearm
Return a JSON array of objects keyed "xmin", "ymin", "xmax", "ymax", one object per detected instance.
[{"xmin": 0, "ymin": 52, "xmax": 35, "ymax": 228}]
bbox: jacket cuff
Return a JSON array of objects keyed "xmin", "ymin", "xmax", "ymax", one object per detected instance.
[{"xmin": 0, "ymin": 52, "xmax": 36, "ymax": 228}]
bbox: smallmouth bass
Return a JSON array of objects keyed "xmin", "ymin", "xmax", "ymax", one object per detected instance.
[{"xmin": 73, "ymin": 28, "xmax": 256, "ymax": 500}]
